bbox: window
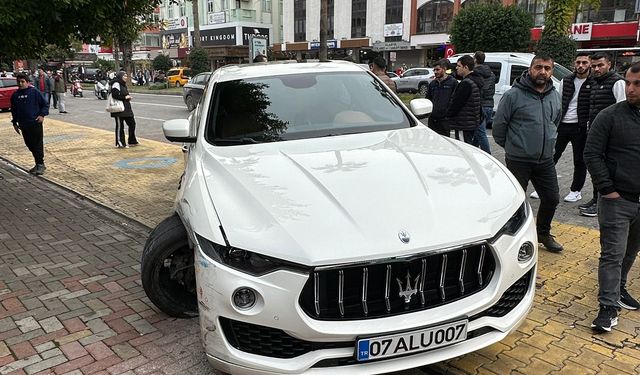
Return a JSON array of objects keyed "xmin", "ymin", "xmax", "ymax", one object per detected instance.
[
  {"xmin": 328, "ymin": 0, "xmax": 334, "ymax": 40},
  {"xmin": 576, "ymin": 0, "xmax": 636, "ymax": 22},
  {"xmin": 168, "ymin": 4, "xmax": 174, "ymax": 19},
  {"xmin": 221, "ymin": 0, "xmax": 228, "ymax": 10},
  {"xmin": 510, "ymin": 65, "xmax": 527, "ymax": 85},
  {"xmin": 486, "ymin": 62, "xmax": 502, "ymax": 84},
  {"xmin": 385, "ymin": 0, "xmax": 403, "ymax": 41},
  {"xmin": 351, "ymin": 0, "xmax": 367, "ymax": 38},
  {"xmin": 179, "ymin": 2, "xmax": 186, "ymax": 17},
  {"xmin": 207, "ymin": 0, "xmax": 214, "ymax": 13},
  {"xmin": 516, "ymin": 0, "xmax": 545, "ymax": 27},
  {"xmin": 417, "ymin": 1, "xmax": 453, "ymax": 34},
  {"xmin": 262, "ymin": 0, "xmax": 272, "ymax": 12},
  {"xmin": 294, "ymin": 0, "xmax": 306, "ymax": 42}
]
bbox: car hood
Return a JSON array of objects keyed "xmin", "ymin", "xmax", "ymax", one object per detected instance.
[{"xmin": 201, "ymin": 127, "xmax": 522, "ymax": 266}]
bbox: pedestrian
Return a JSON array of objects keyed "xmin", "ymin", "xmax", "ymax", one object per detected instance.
[
  {"xmin": 110, "ymin": 71, "xmax": 139, "ymax": 148},
  {"xmin": 35, "ymin": 68, "xmax": 53, "ymax": 105},
  {"xmin": 53, "ymin": 70, "xmax": 68, "ymax": 114},
  {"xmin": 425, "ymin": 59, "xmax": 457, "ymax": 137},
  {"xmin": 10, "ymin": 72, "xmax": 49, "ymax": 175},
  {"xmin": 446, "ymin": 55, "xmax": 482, "ymax": 144},
  {"xmin": 472, "ymin": 51, "xmax": 495, "ymax": 154},
  {"xmin": 370, "ymin": 56, "xmax": 397, "ymax": 93},
  {"xmin": 579, "ymin": 52, "xmax": 626, "ymax": 217},
  {"xmin": 49, "ymin": 71, "xmax": 58, "ymax": 109},
  {"xmin": 493, "ymin": 54, "xmax": 563, "ymax": 253},
  {"xmin": 584, "ymin": 61, "xmax": 640, "ymax": 333}
]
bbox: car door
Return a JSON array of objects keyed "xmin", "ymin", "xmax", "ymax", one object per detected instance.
[
  {"xmin": 395, "ymin": 70, "xmax": 415, "ymax": 92},
  {"xmin": 192, "ymin": 73, "xmax": 208, "ymax": 103}
]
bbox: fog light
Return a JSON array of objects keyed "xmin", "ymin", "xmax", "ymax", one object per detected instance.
[
  {"xmin": 233, "ymin": 288, "xmax": 256, "ymax": 310},
  {"xmin": 518, "ymin": 242, "xmax": 534, "ymax": 262}
]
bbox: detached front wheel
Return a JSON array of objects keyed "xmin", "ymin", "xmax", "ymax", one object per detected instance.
[{"xmin": 141, "ymin": 214, "xmax": 198, "ymax": 318}]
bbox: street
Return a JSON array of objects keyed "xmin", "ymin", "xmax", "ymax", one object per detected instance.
[{"xmin": 51, "ymin": 92, "xmax": 189, "ymax": 143}]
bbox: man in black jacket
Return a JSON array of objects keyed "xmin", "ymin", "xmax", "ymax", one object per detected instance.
[
  {"xmin": 472, "ymin": 51, "xmax": 495, "ymax": 154},
  {"xmin": 425, "ymin": 59, "xmax": 457, "ymax": 137},
  {"xmin": 446, "ymin": 55, "xmax": 482, "ymax": 144},
  {"xmin": 580, "ymin": 52, "xmax": 626, "ymax": 217},
  {"xmin": 584, "ymin": 62, "xmax": 640, "ymax": 333}
]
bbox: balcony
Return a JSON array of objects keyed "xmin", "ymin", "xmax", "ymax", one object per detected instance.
[{"xmin": 228, "ymin": 9, "xmax": 256, "ymax": 22}]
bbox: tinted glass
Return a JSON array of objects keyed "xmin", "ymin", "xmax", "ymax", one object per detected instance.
[
  {"xmin": 167, "ymin": 70, "xmax": 180, "ymax": 76},
  {"xmin": 206, "ymin": 71, "xmax": 411, "ymax": 145},
  {"xmin": 552, "ymin": 63, "xmax": 572, "ymax": 80},
  {"xmin": 0, "ymin": 78, "xmax": 17, "ymax": 88},
  {"xmin": 510, "ymin": 65, "xmax": 528, "ymax": 85},
  {"xmin": 486, "ymin": 62, "xmax": 502, "ymax": 83}
]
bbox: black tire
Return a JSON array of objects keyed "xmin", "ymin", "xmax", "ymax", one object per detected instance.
[
  {"xmin": 185, "ymin": 95, "xmax": 195, "ymax": 111},
  {"xmin": 418, "ymin": 83, "xmax": 428, "ymax": 96},
  {"xmin": 141, "ymin": 214, "xmax": 198, "ymax": 318}
]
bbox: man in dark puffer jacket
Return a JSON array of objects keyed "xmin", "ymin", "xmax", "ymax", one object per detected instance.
[
  {"xmin": 472, "ymin": 51, "xmax": 495, "ymax": 154},
  {"xmin": 446, "ymin": 55, "xmax": 482, "ymax": 144}
]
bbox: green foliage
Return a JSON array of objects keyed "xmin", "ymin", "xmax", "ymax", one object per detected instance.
[
  {"xmin": 94, "ymin": 59, "xmax": 116, "ymax": 73},
  {"xmin": 188, "ymin": 48, "xmax": 210, "ymax": 75},
  {"xmin": 450, "ymin": 4, "xmax": 533, "ymax": 53},
  {"xmin": 0, "ymin": 0, "xmax": 160, "ymax": 59},
  {"xmin": 536, "ymin": 33, "xmax": 577, "ymax": 68},
  {"xmin": 0, "ymin": 62, "xmax": 9, "ymax": 72},
  {"xmin": 543, "ymin": 0, "xmax": 600, "ymax": 36},
  {"xmin": 148, "ymin": 82, "xmax": 168, "ymax": 90},
  {"xmin": 153, "ymin": 54, "xmax": 172, "ymax": 72}
]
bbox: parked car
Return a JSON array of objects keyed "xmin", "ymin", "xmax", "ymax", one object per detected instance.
[
  {"xmin": 0, "ymin": 77, "xmax": 19, "ymax": 111},
  {"xmin": 448, "ymin": 52, "xmax": 572, "ymax": 113},
  {"xmin": 81, "ymin": 67, "xmax": 101, "ymax": 83},
  {"xmin": 395, "ymin": 67, "xmax": 434, "ymax": 95},
  {"xmin": 182, "ymin": 71, "xmax": 211, "ymax": 111},
  {"xmin": 386, "ymin": 71, "xmax": 400, "ymax": 81},
  {"xmin": 167, "ymin": 67, "xmax": 192, "ymax": 87},
  {"xmin": 141, "ymin": 61, "xmax": 537, "ymax": 375}
]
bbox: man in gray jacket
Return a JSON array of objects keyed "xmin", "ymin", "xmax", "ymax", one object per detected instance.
[
  {"xmin": 584, "ymin": 62, "xmax": 640, "ymax": 333},
  {"xmin": 493, "ymin": 54, "xmax": 563, "ymax": 252}
]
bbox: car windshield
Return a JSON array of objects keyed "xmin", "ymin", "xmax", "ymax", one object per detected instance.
[
  {"xmin": 0, "ymin": 78, "xmax": 17, "ymax": 88},
  {"xmin": 553, "ymin": 63, "xmax": 572, "ymax": 80},
  {"xmin": 206, "ymin": 71, "xmax": 411, "ymax": 145}
]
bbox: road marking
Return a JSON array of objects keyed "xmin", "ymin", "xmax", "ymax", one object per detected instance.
[
  {"xmin": 133, "ymin": 101, "xmax": 185, "ymax": 108},
  {"xmin": 93, "ymin": 111, "xmax": 167, "ymax": 121}
]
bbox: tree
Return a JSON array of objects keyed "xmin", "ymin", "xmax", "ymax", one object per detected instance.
[
  {"xmin": 536, "ymin": 0, "xmax": 599, "ymax": 68},
  {"xmin": 319, "ymin": 0, "xmax": 328, "ymax": 62},
  {"xmin": 94, "ymin": 58, "xmax": 116, "ymax": 73},
  {"xmin": 191, "ymin": 0, "xmax": 201, "ymax": 49},
  {"xmin": 153, "ymin": 54, "xmax": 172, "ymax": 72},
  {"xmin": 0, "ymin": 0, "xmax": 160, "ymax": 60},
  {"xmin": 450, "ymin": 4, "xmax": 533, "ymax": 53},
  {"xmin": 188, "ymin": 48, "xmax": 209, "ymax": 75}
]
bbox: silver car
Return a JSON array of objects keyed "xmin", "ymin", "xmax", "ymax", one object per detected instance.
[{"xmin": 395, "ymin": 68, "xmax": 434, "ymax": 95}]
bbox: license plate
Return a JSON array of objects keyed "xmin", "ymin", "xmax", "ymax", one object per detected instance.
[{"xmin": 356, "ymin": 319, "xmax": 468, "ymax": 362}]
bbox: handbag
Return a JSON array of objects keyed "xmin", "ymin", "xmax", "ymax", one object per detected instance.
[{"xmin": 105, "ymin": 94, "xmax": 125, "ymax": 113}]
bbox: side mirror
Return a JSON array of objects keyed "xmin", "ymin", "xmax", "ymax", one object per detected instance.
[
  {"xmin": 163, "ymin": 119, "xmax": 196, "ymax": 143},
  {"xmin": 409, "ymin": 98, "xmax": 433, "ymax": 119}
]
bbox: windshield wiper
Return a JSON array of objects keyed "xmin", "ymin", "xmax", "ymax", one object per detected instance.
[{"xmin": 214, "ymin": 137, "xmax": 260, "ymax": 145}]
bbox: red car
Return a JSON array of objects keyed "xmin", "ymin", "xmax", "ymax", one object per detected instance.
[{"xmin": 0, "ymin": 77, "xmax": 19, "ymax": 111}]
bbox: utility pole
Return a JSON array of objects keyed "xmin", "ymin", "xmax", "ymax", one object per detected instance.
[
  {"xmin": 319, "ymin": 0, "xmax": 328, "ymax": 61},
  {"xmin": 192, "ymin": 0, "xmax": 201, "ymax": 48}
]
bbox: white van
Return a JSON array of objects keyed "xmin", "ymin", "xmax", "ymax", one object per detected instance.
[{"xmin": 448, "ymin": 52, "xmax": 572, "ymax": 112}]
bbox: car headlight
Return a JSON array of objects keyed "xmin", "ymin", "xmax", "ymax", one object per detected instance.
[
  {"xmin": 489, "ymin": 202, "xmax": 528, "ymax": 243},
  {"xmin": 196, "ymin": 234, "xmax": 310, "ymax": 276}
]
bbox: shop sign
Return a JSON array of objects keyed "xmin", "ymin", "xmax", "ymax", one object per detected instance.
[
  {"xmin": 571, "ymin": 22, "xmax": 593, "ymax": 41},
  {"xmin": 208, "ymin": 12, "xmax": 226, "ymax": 24},
  {"xmin": 310, "ymin": 40, "xmax": 337, "ymax": 49},
  {"xmin": 194, "ymin": 27, "xmax": 237, "ymax": 47},
  {"xmin": 250, "ymin": 36, "xmax": 268, "ymax": 60},
  {"xmin": 165, "ymin": 17, "xmax": 188, "ymax": 31},
  {"xmin": 372, "ymin": 41, "xmax": 410, "ymax": 51},
  {"xmin": 242, "ymin": 27, "xmax": 270, "ymax": 46},
  {"xmin": 384, "ymin": 23, "xmax": 403, "ymax": 37}
]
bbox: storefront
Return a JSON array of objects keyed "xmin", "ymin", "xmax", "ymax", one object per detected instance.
[
  {"xmin": 531, "ymin": 20, "xmax": 640, "ymax": 48},
  {"xmin": 190, "ymin": 25, "xmax": 271, "ymax": 68}
]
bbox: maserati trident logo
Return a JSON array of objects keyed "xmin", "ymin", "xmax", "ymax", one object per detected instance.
[
  {"xmin": 397, "ymin": 271, "xmax": 420, "ymax": 303},
  {"xmin": 398, "ymin": 230, "xmax": 410, "ymax": 244}
]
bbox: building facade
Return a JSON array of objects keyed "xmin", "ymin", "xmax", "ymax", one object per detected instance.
[{"xmin": 279, "ymin": 0, "xmax": 640, "ymax": 69}]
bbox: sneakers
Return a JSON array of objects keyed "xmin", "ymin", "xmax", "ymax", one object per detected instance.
[
  {"xmin": 34, "ymin": 164, "xmax": 46, "ymax": 176},
  {"xmin": 128, "ymin": 142, "xmax": 139, "ymax": 147},
  {"xmin": 538, "ymin": 234, "xmax": 563, "ymax": 252},
  {"xmin": 28, "ymin": 165, "xmax": 37, "ymax": 174},
  {"xmin": 591, "ymin": 305, "xmax": 619, "ymax": 333},
  {"xmin": 579, "ymin": 197, "xmax": 597, "ymax": 210},
  {"xmin": 619, "ymin": 287, "xmax": 640, "ymax": 310},
  {"xmin": 564, "ymin": 191, "xmax": 582, "ymax": 202},
  {"xmin": 580, "ymin": 205, "xmax": 598, "ymax": 217},
  {"xmin": 530, "ymin": 191, "xmax": 539, "ymax": 199}
]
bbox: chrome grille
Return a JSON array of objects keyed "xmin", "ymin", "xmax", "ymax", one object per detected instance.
[{"xmin": 299, "ymin": 243, "xmax": 495, "ymax": 320}]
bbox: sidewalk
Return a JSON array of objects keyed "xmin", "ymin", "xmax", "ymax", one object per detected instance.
[{"xmin": 1, "ymin": 114, "xmax": 639, "ymax": 374}]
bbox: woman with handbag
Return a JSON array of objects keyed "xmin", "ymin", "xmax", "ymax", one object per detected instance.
[{"xmin": 110, "ymin": 71, "xmax": 139, "ymax": 148}]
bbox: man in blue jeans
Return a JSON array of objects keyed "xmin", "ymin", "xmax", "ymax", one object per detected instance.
[
  {"xmin": 472, "ymin": 51, "xmax": 495, "ymax": 154},
  {"xmin": 584, "ymin": 62, "xmax": 640, "ymax": 333}
]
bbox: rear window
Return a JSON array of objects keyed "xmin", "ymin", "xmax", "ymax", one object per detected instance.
[
  {"xmin": 0, "ymin": 78, "xmax": 17, "ymax": 88},
  {"xmin": 167, "ymin": 69, "xmax": 180, "ymax": 76},
  {"xmin": 206, "ymin": 71, "xmax": 411, "ymax": 145}
]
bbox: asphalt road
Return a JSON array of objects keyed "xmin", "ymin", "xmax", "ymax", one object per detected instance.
[{"xmin": 49, "ymin": 91, "xmax": 190, "ymax": 143}]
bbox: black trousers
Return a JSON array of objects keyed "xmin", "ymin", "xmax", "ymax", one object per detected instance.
[
  {"xmin": 114, "ymin": 116, "xmax": 138, "ymax": 147},
  {"xmin": 506, "ymin": 158, "xmax": 560, "ymax": 235},
  {"xmin": 427, "ymin": 118, "xmax": 450, "ymax": 137},
  {"xmin": 553, "ymin": 122, "xmax": 587, "ymax": 192},
  {"xmin": 454, "ymin": 130, "xmax": 474, "ymax": 145},
  {"xmin": 20, "ymin": 122, "xmax": 44, "ymax": 165},
  {"xmin": 51, "ymin": 91, "xmax": 58, "ymax": 108}
]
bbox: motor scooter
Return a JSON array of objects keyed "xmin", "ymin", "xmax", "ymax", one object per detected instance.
[
  {"xmin": 71, "ymin": 80, "xmax": 83, "ymax": 97},
  {"xmin": 94, "ymin": 80, "xmax": 109, "ymax": 100}
]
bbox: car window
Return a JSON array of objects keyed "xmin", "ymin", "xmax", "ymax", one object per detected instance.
[
  {"xmin": 552, "ymin": 63, "xmax": 572, "ymax": 81},
  {"xmin": 192, "ymin": 74, "xmax": 203, "ymax": 84},
  {"xmin": 403, "ymin": 70, "xmax": 416, "ymax": 77},
  {"xmin": 486, "ymin": 62, "xmax": 502, "ymax": 84},
  {"xmin": 183, "ymin": 69, "xmax": 192, "ymax": 77},
  {"xmin": 206, "ymin": 71, "xmax": 412, "ymax": 145},
  {"xmin": 167, "ymin": 69, "xmax": 180, "ymax": 77},
  {"xmin": 510, "ymin": 65, "xmax": 528, "ymax": 85},
  {"xmin": 0, "ymin": 79, "xmax": 17, "ymax": 88}
]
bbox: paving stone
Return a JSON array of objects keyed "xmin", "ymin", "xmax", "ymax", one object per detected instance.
[
  {"xmin": 0, "ymin": 354, "xmax": 41, "ymax": 375},
  {"xmin": 14, "ymin": 318, "xmax": 39, "ymax": 334},
  {"xmin": 23, "ymin": 354, "xmax": 67, "ymax": 375},
  {"xmin": 0, "ymin": 342, "xmax": 9, "ymax": 358},
  {"xmin": 33, "ymin": 342, "xmax": 55, "ymax": 354},
  {"xmin": 37, "ymin": 317, "xmax": 63, "ymax": 334},
  {"xmin": 40, "ymin": 348, "xmax": 63, "ymax": 360},
  {"xmin": 0, "ymin": 318, "xmax": 17, "ymax": 333}
]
